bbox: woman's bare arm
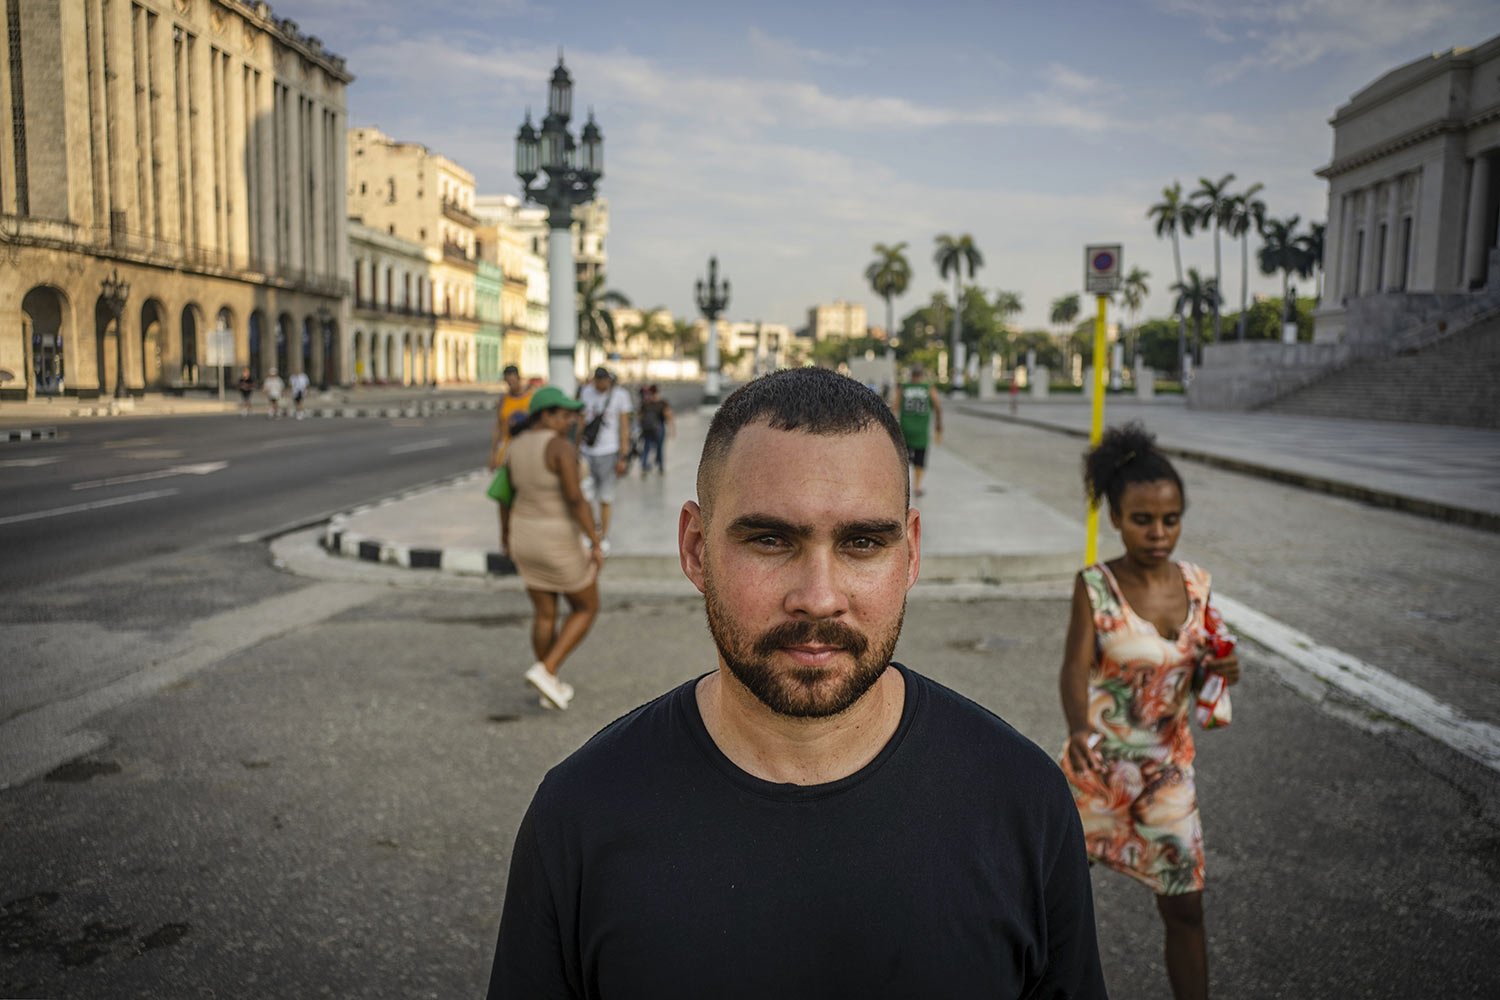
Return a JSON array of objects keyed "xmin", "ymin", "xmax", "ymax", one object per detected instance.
[{"xmin": 1059, "ymin": 574, "xmax": 1101, "ymax": 771}]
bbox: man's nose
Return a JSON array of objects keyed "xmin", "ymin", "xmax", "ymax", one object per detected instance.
[{"xmin": 784, "ymin": 547, "xmax": 848, "ymax": 620}]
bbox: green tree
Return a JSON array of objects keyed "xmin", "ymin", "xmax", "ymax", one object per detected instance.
[
  {"xmin": 1299, "ymin": 221, "xmax": 1326, "ymax": 301},
  {"xmin": 1132, "ymin": 318, "xmax": 1181, "ymax": 374},
  {"xmin": 1011, "ymin": 329, "xmax": 1064, "ymax": 372},
  {"xmin": 1119, "ymin": 267, "xmax": 1150, "ymax": 365},
  {"xmin": 671, "ymin": 317, "xmax": 702, "ymax": 362},
  {"xmin": 898, "ymin": 291, "xmax": 953, "ymax": 361},
  {"xmin": 576, "ymin": 273, "xmax": 630, "ymax": 352},
  {"xmin": 865, "ymin": 242, "xmax": 912, "ymax": 349},
  {"xmin": 1258, "ymin": 215, "xmax": 1315, "ymax": 328},
  {"xmin": 1226, "ymin": 182, "xmax": 1265, "ymax": 340},
  {"xmin": 810, "ymin": 336, "xmax": 851, "ymax": 368},
  {"xmin": 1192, "ymin": 173, "xmax": 1237, "ymax": 346},
  {"xmin": 933, "ymin": 234, "xmax": 983, "ymax": 387},
  {"xmin": 1049, "ymin": 293, "xmax": 1081, "ymax": 377},
  {"xmin": 992, "ymin": 290, "xmax": 1023, "ymax": 368},
  {"xmin": 1147, "ymin": 181, "xmax": 1200, "ymax": 379},
  {"xmin": 1171, "ymin": 267, "xmax": 1221, "ymax": 365}
]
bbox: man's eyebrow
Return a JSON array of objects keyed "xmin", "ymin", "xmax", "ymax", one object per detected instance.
[{"xmin": 725, "ymin": 515, "xmax": 904, "ymax": 539}]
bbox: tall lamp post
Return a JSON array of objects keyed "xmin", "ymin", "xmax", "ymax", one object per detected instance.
[
  {"xmin": 695, "ymin": 256, "xmax": 730, "ymax": 406},
  {"xmin": 101, "ymin": 269, "xmax": 130, "ymax": 400},
  {"xmin": 515, "ymin": 56, "xmax": 603, "ymax": 393}
]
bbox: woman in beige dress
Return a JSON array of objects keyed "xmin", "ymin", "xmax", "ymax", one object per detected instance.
[{"xmin": 500, "ymin": 386, "xmax": 605, "ymax": 710}]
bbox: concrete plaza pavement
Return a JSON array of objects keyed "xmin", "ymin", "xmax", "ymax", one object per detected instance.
[
  {"xmin": 959, "ymin": 395, "xmax": 1500, "ymax": 529},
  {"xmin": 322, "ymin": 409, "xmax": 1085, "ymax": 584}
]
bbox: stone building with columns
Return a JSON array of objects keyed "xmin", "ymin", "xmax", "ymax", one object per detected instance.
[
  {"xmin": 1314, "ymin": 32, "xmax": 1500, "ymax": 345},
  {"xmin": 348, "ymin": 221, "xmax": 434, "ymax": 385},
  {"xmin": 0, "ymin": 0, "xmax": 350, "ymax": 400},
  {"xmin": 346, "ymin": 126, "xmax": 478, "ymax": 384}
]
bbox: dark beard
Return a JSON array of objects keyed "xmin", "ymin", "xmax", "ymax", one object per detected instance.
[{"xmin": 703, "ymin": 567, "xmax": 903, "ymax": 719}]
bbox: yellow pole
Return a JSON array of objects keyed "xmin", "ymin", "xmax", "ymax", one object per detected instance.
[{"xmin": 1084, "ymin": 293, "xmax": 1109, "ymax": 564}]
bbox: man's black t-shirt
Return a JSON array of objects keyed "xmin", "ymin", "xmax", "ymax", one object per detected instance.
[{"xmin": 488, "ymin": 664, "xmax": 1107, "ymax": 999}]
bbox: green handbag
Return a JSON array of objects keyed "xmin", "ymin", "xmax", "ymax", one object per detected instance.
[{"xmin": 487, "ymin": 465, "xmax": 514, "ymax": 505}]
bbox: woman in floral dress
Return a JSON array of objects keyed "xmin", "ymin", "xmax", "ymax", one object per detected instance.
[{"xmin": 1059, "ymin": 422, "xmax": 1240, "ymax": 1000}]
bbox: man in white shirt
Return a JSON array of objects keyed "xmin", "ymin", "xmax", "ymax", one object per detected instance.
[
  {"xmin": 262, "ymin": 368, "xmax": 285, "ymax": 419},
  {"xmin": 288, "ymin": 370, "xmax": 310, "ymax": 420},
  {"xmin": 577, "ymin": 367, "xmax": 633, "ymax": 548}
]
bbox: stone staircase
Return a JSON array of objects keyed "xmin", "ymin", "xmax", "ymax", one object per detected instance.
[{"xmin": 1269, "ymin": 312, "xmax": 1500, "ymax": 428}]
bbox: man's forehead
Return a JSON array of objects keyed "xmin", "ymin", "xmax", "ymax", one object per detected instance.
[{"xmin": 714, "ymin": 421, "xmax": 905, "ymax": 508}]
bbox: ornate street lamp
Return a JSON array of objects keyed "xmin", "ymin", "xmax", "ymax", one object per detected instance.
[
  {"xmin": 695, "ymin": 256, "xmax": 730, "ymax": 406},
  {"xmin": 516, "ymin": 55, "xmax": 602, "ymax": 393},
  {"xmin": 100, "ymin": 269, "xmax": 130, "ymax": 400}
]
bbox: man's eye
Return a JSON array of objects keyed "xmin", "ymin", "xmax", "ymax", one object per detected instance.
[{"xmin": 846, "ymin": 536, "xmax": 883, "ymax": 551}]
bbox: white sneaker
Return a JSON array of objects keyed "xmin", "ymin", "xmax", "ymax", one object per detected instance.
[
  {"xmin": 525, "ymin": 663, "xmax": 572, "ymax": 710},
  {"xmin": 538, "ymin": 680, "xmax": 574, "ymax": 710}
]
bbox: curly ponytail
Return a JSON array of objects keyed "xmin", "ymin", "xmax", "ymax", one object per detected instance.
[{"xmin": 1082, "ymin": 421, "xmax": 1185, "ymax": 514}]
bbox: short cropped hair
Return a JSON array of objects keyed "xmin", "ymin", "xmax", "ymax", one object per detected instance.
[{"xmin": 696, "ymin": 368, "xmax": 910, "ymax": 516}]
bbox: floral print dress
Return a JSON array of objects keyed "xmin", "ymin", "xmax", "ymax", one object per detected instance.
[{"xmin": 1060, "ymin": 561, "xmax": 1210, "ymax": 896}]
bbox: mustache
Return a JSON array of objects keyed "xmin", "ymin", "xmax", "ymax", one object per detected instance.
[{"xmin": 753, "ymin": 620, "xmax": 868, "ymax": 659}]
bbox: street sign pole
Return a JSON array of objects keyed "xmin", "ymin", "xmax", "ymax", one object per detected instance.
[
  {"xmin": 1083, "ymin": 244, "xmax": 1122, "ymax": 565},
  {"xmin": 1085, "ymin": 293, "xmax": 1108, "ymax": 564}
]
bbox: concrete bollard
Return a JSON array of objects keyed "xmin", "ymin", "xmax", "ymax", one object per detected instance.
[
  {"xmin": 1031, "ymin": 366, "xmax": 1050, "ymax": 399},
  {"xmin": 1134, "ymin": 363, "xmax": 1155, "ymax": 399}
]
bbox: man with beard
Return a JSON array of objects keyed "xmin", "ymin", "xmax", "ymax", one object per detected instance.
[{"xmin": 487, "ymin": 368, "xmax": 1105, "ymax": 999}]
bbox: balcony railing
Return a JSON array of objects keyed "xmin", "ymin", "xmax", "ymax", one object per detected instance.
[
  {"xmin": 353, "ymin": 297, "xmax": 438, "ymax": 319},
  {"xmin": 441, "ymin": 198, "xmax": 480, "ymax": 228},
  {"xmin": 442, "ymin": 240, "xmax": 476, "ymax": 267}
]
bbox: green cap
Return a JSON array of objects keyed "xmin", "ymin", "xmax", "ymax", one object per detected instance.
[{"xmin": 528, "ymin": 385, "xmax": 585, "ymax": 414}]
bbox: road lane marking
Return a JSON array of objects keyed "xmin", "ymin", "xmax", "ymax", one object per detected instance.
[
  {"xmin": 0, "ymin": 488, "xmax": 180, "ymax": 525},
  {"xmin": 389, "ymin": 438, "xmax": 451, "ymax": 455},
  {"xmin": 71, "ymin": 461, "xmax": 228, "ymax": 491},
  {"xmin": 0, "ymin": 581, "xmax": 379, "ymax": 789},
  {"xmin": 1217, "ymin": 593, "xmax": 1500, "ymax": 774},
  {"xmin": 0, "ymin": 457, "xmax": 62, "ymax": 468}
]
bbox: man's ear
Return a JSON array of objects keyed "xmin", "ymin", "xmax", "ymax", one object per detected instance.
[
  {"xmin": 679, "ymin": 501, "xmax": 708, "ymax": 594},
  {"xmin": 905, "ymin": 506, "xmax": 922, "ymax": 590}
]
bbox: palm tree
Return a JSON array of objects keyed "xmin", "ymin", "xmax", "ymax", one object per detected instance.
[
  {"xmin": 1258, "ymin": 215, "xmax": 1315, "ymax": 335},
  {"xmin": 1049, "ymin": 293, "xmax": 1081, "ymax": 378},
  {"xmin": 1192, "ymin": 173, "xmax": 1236, "ymax": 346},
  {"xmin": 1226, "ymin": 182, "xmax": 1265, "ymax": 340},
  {"xmin": 577, "ymin": 273, "xmax": 630, "ymax": 363},
  {"xmin": 865, "ymin": 242, "xmax": 912, "ymax": 350},
  {"xmin": 1147, "ymin": 181, "xmax": 1200, "ymax": 380},
  {"xmin": 992, "ymin": 290, "xmax": 1023, "ymax": 369},
  {"xmin": 1119, "ymin": 267, "xmax": 1150, "ymax": 366},
  {"xmin": 933, "ymin": 234, "xmax": 983, "ymax": 389},
  {"xmin": 1299, "ymin": 221, "xmax": 1326, "ymax": 302},
  {"xmin": 1170, "ymin": 268, "xmax": 1221, "ymax": 365}
]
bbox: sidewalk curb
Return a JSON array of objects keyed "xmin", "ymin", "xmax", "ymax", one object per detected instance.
[
  {"xmin": 956, "ymin": 405, "xmax": 1500, "ymax": 534},
  {"xmin": 320, "ymin": 469, "xmax": 519, "ymax": 578},
  {"xmin": 2, "ymin": 427, "xmax": 57, "ymax": 443}
]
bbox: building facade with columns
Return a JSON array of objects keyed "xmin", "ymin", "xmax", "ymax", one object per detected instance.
[
  {"xmin": 346, "ymin": 126, "xmax": 478, "ymax": 383},
  {"xmin": 348, "ymin": 221, "xmax": 434, "ymax": 384},
  {"xmin": 1314, "ymin": 32, "xmax": 1500, "ymax": 344},
  {"xmin": 1, "ymin": 0, "xmax": 350, "ymax": 400}
]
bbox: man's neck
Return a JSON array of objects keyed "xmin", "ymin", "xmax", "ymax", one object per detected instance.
[{"xmin": 695, "ymin": 666, "xmax": 906, "ymax": 786}]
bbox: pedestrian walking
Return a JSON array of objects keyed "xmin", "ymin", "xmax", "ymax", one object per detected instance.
[
  {"xmin": 499, "ymin": 386, "xmax": 604, "ymax": 712},
  {"xmin": 576, "ymin": 367, "xmax": 633, "ymax": 552},
  {"xmin": 261, "ymin": 368, "xmax": 285, "ymax": 419},
  {"xmin": 890, "ymin": 362, "xmax": 943, "ymax": 497},
  {"xmin": 237, "ymin": 367, "xmax": 255, "ymax": 417},
  {"xmin": 488, "ymin": 368, "xmax": 1106, "ymax": 998},
  {"xmin": 288, "ymin": 370, "xmax": 310, "ymax": 420},
  {"xmin": 636, "ymin": 383, "xmax": 674, "ymax": 475},
  {"xmin": 489, "ymin": 365, "xmax": 535, "ymax": 549},
  {"xmin": 1058, "ymin": 421, "xmax": 1241, "ymax": 1000}
]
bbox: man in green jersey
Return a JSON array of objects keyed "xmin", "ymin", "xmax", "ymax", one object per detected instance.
[{"xmin": 890, "ymin": 363, "xmax": 944, "ymax": 497}]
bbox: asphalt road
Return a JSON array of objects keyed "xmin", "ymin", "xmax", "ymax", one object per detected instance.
[{"xmin": 0, "ymin": 410, "xmax": 497, "ymax": 594}]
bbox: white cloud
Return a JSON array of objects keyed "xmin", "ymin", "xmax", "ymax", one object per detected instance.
[
  {"xmin": 746, "ymin": 26, "xmax": 869, "ymax": 70},
  {"xmin": 1156, "ymin": 0, "xmax": 1487, "ymax": 79}
]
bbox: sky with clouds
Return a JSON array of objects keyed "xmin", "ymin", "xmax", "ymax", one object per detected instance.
[{"xmin": 285, "ymin": 0, "xmax": 1496, "ymax": 331}]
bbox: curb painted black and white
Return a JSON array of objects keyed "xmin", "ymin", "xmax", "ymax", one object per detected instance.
[
  {"xmin": 2, "ymin": 427, "xmax": 58, "ymax": 443},
  {"xmin": 320, "ymin": 469, "xmax": 518, "ymax": 578}
]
